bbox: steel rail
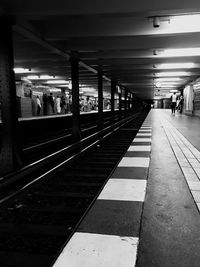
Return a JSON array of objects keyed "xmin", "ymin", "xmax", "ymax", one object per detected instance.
[{"xmin": 0, "ymin": 113, "xmax": 140, "ymax": 193}]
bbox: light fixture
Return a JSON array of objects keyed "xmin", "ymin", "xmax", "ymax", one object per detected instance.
[
  {"xmin": 153, "ymin": 50, "xmax": 158, "ymax": 55},
  {"xmin": 14, "ymin": 68, "xmax": 32, "ymax": 74},
  {"xmin": 155, "ymin": 77, "xmax": 183, "ymax": 81},
  {"xmin": 156, "ymin": 82, "xmax": 181, "ymax": 85},
  {"xmin": 155, "ymin": 48, "xmax": 200, "ymax": 57},
  {"xmin": 156, "ymin": 71, "xmax": 189, "ymax": 77},
  {"xmin": 150, "ymin": 14, "xmax": 200, "ymax": 35},
  {"xmin": 49, "ymin": 88, "xmax": 62, "ymax": 92},
  {"xmin": 158, "ymin": 63, "xmax": 195, "ymax": 69},
  {"xmin": 169, "ymin": 14, "xmax": 200, "ymax": 34},
  {"xmin": 170, "ymin": 89, "xmax": 178, "ymax": 93},
  {"xmin": 155, "ymin": 82, "xmax": 162, "ymax": 88},
  {"xmin": 81, "ymin": 88, "xmax": 96, "ymax": 92},
  {"xmin": 157, "ymin": 85, "xmax": 178, "ymax": 88},
  {"xmin": 26, "ymin": 75, "xmax": 56, "ymax": 80},
  {"xmin": 153, "ymin": 17, "xmax": 160, "ymax": 28},
  {"xmin": 45, "ymin": 80, "xmax": 69, "ymax": 84}
]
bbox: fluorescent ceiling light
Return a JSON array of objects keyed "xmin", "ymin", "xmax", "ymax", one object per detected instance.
[
  {"xmin": 170, "ymin": 14, "xmax": 200, "ymax": 34},
  {"xmin": 155, "ymin": 82, "xmax": 178, "ymax": 88},
  {"xmin": 156, "ymin": 85, "xmax": 178, "ymax": 88},
  {"xmin": 46, "ymin": 80, "xmax": 69, "ymax": 84},
  {"xmin": 158, "ymin": 63, "xmax": 195, "ymax": 69},
  {"xmin": 81, "ymin": 88, "xmax": 96, "ymax": 92},
  {"xmin": 156, "ymin": 81, "xmax": 181, "ymax": 85},
  {"xmin": 155, "ymin": 77, "xmax": 183, "ymax": 81},
  {"xmin": 14, "ymin": 68, "xmax": 32, "ymax": 73},
  {"xmin": 151, "ymin": 14, "xmax": 200, "ymax": 35},
  {"xmin": 49, "ymin": 88, "xmax": 62, "ymax": 92},
  {"xmin": 156, "ymin": 48, "xmax": 200, "ymax": 57},
  {"xmin": 156, "ymin": 71, "xmax": 189, "ymax": 77},
  {"xmin": 26, "ymin": 75, "xmax": 56, "ymax": 80},
  {"xmin": 170, "ymin": 89, "xmax": 178, "ymax": 93},
  {"xmin": 46, "ymin": 80, "xmax": 72, "ymax": 89}
]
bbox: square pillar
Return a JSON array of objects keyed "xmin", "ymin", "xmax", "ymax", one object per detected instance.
[
  {"xmin": 118, "ymin": 87, "xmax": 122, "ymax": 120},
  {"xmin": 70, "ymin": 57, "xmax": 81, "ymax": 140},
  {"xmin": 0, "ymin": 18, "xmax": 22, "ymax": 175},
  {"xmin": 124, "ymin": 89, "xmax": 128, "ymax": 117},
  {"xmin": 98, "ymin": 71, "xmax": 103, "ymax": 130},
  {"xmin": 111, "ymin": 80, "xmax": 116, "ymax": 123}
]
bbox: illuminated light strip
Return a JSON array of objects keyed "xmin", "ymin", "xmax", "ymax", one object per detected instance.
[
  {"xmin": 157, "ymin": 63, "xmax": 195, "ymax": 69},
  {"xmin": 156, "ymin": 71, "xmax": 190, "ymax": 77},
  {"xmin": 156, "ymin": 48, "xmax": 200, "ymax": 58},
  {"xmin": 155, "ymin": 77, "xmax": 183, "ymax": 81}
]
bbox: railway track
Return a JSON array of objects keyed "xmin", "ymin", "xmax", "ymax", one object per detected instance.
[
  {"xmin": 22, "ymin": 113, "xmax": 120, "ymax": 164},
  {"xmin": 0, "ymin": 110, "xmax": 148, "ymax": 267}
]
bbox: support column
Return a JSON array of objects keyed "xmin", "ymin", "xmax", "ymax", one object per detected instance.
[
  {"xmin": 70, "ymin": 57, "xmax": 81, "ymax": 140},
  {"xmin": 0, "ymin": 19, "xmax": 22, "ymax": 176},
  {"xmin": 129, "ymin": 93, "xmax": 132, "ymax": 112},
  {"xmin": 118, "ymin": 87, "xmax": 122, "ymax": 120},
  {"xmin": 124, "ymin": 89, "xmax": 128, "ymax": 117},
  {"xmin": 111, "ymin": 80, "xmax": 115, "ymax": 123},
  {"xmin": 98, "ymin": 71, "xmax": 103, "ymax": 130},
  {"xmin": 128, "ymin": 92, "xmax": 131, "ymax": 114},
  {"xmin": 131, "ymin": 93, "xmax": 134, "ymax": 112}
]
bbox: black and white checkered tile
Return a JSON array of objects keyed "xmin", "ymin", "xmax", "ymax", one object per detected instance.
[{"xmin": 53, "ymin": 115, "xmax": 152, "ymax": 267}]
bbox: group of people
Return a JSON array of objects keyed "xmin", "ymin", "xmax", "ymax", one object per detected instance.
[
  {"xmin": 79, "ymin": 97, "xmax": 98, "ymax": 112},
  {"xmin": 171, "ymin": 92, "xmax": 184, "ymax": 115},
  {"xmin": 36, "ymin": 93, "xmax": 71, "ymax": 116},
  {"xmin": 36, "ymin": 94, "xmax": 99, "ymax": 116}
]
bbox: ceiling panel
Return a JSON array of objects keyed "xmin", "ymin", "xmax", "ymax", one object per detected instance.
[{"xmin": 1, "ymin": 0, "xmax": 200, "ymax": 99}]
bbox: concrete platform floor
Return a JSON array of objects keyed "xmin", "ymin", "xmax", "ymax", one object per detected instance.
[
  {"xmin": 53, "ymin": 109, "xmax": 200, "ymax": 267},
  {"xmin": 136, "ymin": 109, "xmax": 200, "ymax": 267}
]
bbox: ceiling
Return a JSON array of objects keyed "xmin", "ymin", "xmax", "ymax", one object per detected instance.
[{"xmin": 1, "ymin": 0, "xmax": 200, "ymax": 99}]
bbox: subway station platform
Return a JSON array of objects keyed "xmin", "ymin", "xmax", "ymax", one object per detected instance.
[{"xmin": 52, "ymin": 109, "xmax": 200, "ymax": 267}]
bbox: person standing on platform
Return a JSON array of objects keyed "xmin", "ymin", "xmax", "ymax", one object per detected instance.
[
  {"xmin": 171, "ymin": 92, "xmax": 177, "ymax": 115},
  {"xmin": 43, "ymin": 93, "xmax": 48, "ymax": 115},
  {"xmin": 178, "ymin": 95, "xmax": 184, "ymax": 113},
  {"xmin": 61, "ymin": 95, "xmax": 67, "ymax": 114},
  {"xmin": 56, "ymin": 95, "xmax": 61, "ymax": 114},
  {"xmin": 65, "ymin": 94, "xmax": 70, "ymax": 113},
  {"xmin": 49, "ymin": 93, "xmax": 55, "ymax": 114},
  {"xmin": 36, "ymin": 95, "xmax": 42, "ymax": 116}
]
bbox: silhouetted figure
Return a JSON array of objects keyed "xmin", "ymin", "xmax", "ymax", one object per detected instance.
[
  {"xmin": 171, "ymin": 92, "xmax": 177, "ymax": 115},
  {"xmin": 178, "ymin": 96, "xmax": 184, "ymax": 113},
  {"xmin": 43, "ymin": 93, "xmax": 48, "ymax": 115},
  {"xmin": 36, "ymin": 95, "xmax": 41, "ymax": 116},
  {"xmin": 49, "ymin": 93, "xmax": 55, "ymax": 113},
  {"xmin": 56, "ymin": 95, "xmax": 61, "ymax": 114}
]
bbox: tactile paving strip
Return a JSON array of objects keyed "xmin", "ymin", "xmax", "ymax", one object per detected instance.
[{"xmin": 160, "ymin": 116, "xmax": 200, "ymax": 213}]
